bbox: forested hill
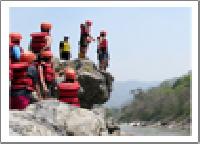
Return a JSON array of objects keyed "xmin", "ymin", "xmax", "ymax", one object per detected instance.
[{"xmin": 118, "ymin": 72, "xmax": 191, "ymax": 123}]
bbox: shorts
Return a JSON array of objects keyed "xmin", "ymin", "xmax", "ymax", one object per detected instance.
[
  {"xmin": 80, "ymin": 35, "xmax": 88, "ymax": 47},
  {"xmin": 99, "ymin": 52, "xmax": 108, "ymax": 61},
  {"xmin": 61, "ymin": 52, "xmax": 70, "ymax": 60}
]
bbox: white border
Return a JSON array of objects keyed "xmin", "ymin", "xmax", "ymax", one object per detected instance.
[{"xmin": 1, "ymin": 1, "xmax": 198, "ymax": 142}]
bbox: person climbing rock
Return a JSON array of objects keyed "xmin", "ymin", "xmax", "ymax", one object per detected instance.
[
  {"xmin": 98, "ymin": 30, "xmax": 109, "ymax": 71},
  {"xmin": 38, "ymin": 50, "xmax": 56, "ymax": 99},
  {"xmin": 79, "ymin": 20, "xmax": 95, "ymax": 59},
  {"xmin": 57, "ymin": 67, "xmax": 81, "ymax": 107},
  {"xmin": 10, "ymin": 51, "xmax": 40, "ymax": 110},
  {"xmin": 59, "ymin": 36, "xmax": 71, "ymax": 60}
]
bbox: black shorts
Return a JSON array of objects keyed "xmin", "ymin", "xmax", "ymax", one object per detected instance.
[
  {"xmin": 80, "ymin": 35, "xmax": 88, "ymax": 47},
  {"xmin": 99, "ymin": 52, "xmax": 108, "ymax": 61},
  {"xmin": 61, "ymin": 52, "xmax": 70, "ymax": 60}
]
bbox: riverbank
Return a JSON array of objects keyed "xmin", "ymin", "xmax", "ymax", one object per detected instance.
[
  {"xmin": 118, "ymin": 119, "xmax": 191, "ymax": 136},
  {"xmin": 120, "ymin": 124, "xmax": 190, "ymax": 136}
]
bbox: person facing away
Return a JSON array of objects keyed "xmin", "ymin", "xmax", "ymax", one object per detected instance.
[
  {"xmin": 57, "ymin": 67, "xmax": 81, "ymax": 107},
  {"xmin": 10, "ymin": 51, "xmax": 40, "ymax": 110}
]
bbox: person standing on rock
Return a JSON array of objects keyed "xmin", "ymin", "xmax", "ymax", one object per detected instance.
[
  {"xmin": 57, "ymin": 67, "xmax": 81, "ymax": 107},
  {"xmin": 40, "ymin": 22, "xmax": 52, "ymax": 51},
  {"xmin": 10, "ymin": 51, "xmax": 40, "ymax": 109},
  {"xmin": 59, "ymin": 36, "xmax": 71, "ymax": 60},
  {"xmin": 97, "ymin": 30, "xmax": 109, "ymax": 71},
  {"xmin": 9, "ymin": 33, "xmax": 24, "ymax": 81},
  {"xmin": 79, "ymin": 20, "xmax": 95, "ymax": 59},
  {"xmin": 38, "ymin": 50, "xmax": 56, "ymax": 99}
]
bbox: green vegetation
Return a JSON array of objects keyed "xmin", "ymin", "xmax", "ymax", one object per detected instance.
[{"xmin": 118, "ymin": 72, "xmax": 191, "ymax": 123}]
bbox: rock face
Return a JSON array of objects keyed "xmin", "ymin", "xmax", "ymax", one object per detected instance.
[
  {"xmin": 9, "ymin": 100, "xmax": 108, "ymax": 136},
  {"xmin": 57, "ymin": 59, "xmax": 114, "ymax": 109}
]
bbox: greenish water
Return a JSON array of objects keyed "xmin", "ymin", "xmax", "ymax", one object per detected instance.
[{"xmin": 120, "ymin": 124, "xmax": 190, "ymax": 136}]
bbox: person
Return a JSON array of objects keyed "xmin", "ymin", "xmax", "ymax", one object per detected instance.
[
  {"xmin": 10, "ymin": 51, "xmax": 40, "ymax": 110},
  {"xmin": 9, "ymin": 33, "xmax": 24, "ymax": 82},
  {"xmin": 9, "ymin": 32, "xmax": 22, "ymax": 46},
  {"xmin": 40, "ymin": 22, "xmax": 52, "ymax": 51},
  {"xmin": 38, "ymin": 50, "xmax": 56, "ymax": 99},
  {"xmin": 59, "ymin": 36, "xmax": 71, "ymax": 60},
  {"xmin": 57, "ymin": 67, "xmax": 81, "ymax": 107},
  {"xmin": 98, "ymin": 30, "xmax": 109, "ymax": 71},
  {"xmin": 9, "ymin": 32, "xmax": 24, "ymax": 59},
  {"xmin": 29, "ymin": 22, "xmax": 52, "ymax": 55},
  {"xmin": 79, "ymin": 20, "xmax": 95, "ymax": 59}
]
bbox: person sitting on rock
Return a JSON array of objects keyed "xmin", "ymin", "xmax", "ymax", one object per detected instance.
[
  {"xmin": 57, "ymin": 67, "xmax": 81, "ymax": 107},
  {"xmin": 10, "ymin": 51, "xmax": 40, "ymax": 110}
]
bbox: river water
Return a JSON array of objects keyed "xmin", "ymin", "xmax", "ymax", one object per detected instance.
[{"xmin": 120, "ymin": 124, "xmax": 191, "ymax": 136}]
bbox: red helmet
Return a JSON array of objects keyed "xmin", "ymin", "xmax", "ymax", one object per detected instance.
[
  {"xmin": 85, "ymin": 20, "xmax": 92, "ymax": 26},
  {"xmin": 9, "ymin": 32, "xmax": 22, "ymax": 41},
  {"xmin": 41, "ymin": 22, "xmax": 52, "ymax": 30},
  {"xmin": 100, "ymin": 30, "xmax": 107, "ymax": 36},
  {"xmin": 40, "ymin": 50, "xmax": 53, "ymax": 58},
  {"xmin": 20, "ymin": 51, "xmax": 36, "ymax": 63},
  {"xmin": 65, "ymin": 68, "xmax": 76, "ymax": 80}
]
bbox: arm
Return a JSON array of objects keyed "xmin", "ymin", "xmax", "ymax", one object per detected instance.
[{"xmin": 38, "ymin": 65, "xmax": 48, "ymax": 98}]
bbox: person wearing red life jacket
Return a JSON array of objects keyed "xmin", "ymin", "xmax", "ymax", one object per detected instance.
[
  {"xmin": 38, "ymin": 50, "xmax": 56, "ymax": 99},
  {"xmin": 58, "ymin": 67, "xmax": 81, "ymax": 107},
  {"xmin": 9, "ymin": 33, "xmax": 24, "ymax": 83},
  {"xmin": 9, "ymin": 32, "xmax": 24, "ymax": 60},
  {"xmin": 40, "ymin": 22, "xmax": 52, "ymax": 51},
  {"xmin": 98, "ymin": 30, "xmax": 109, "ymax": 71},
  {"xmin": 29, "ymin": 22, "xmax": 52, "ymax": 55},
  {"xmin": 10, "ymin": 51, "xmax": 39, "ymax": 110},
  {"xmin": 9, "ymin": 32, "xmax": 22, "ymax": 46},
  {"xmin": 79, "ymin": 20, "xmax": 95, "ymax": 59}
]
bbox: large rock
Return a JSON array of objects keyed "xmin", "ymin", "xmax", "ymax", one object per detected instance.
[
  {"xmin": 57, "ymin": 59, "xmax": 114, "ymax": 109},
  {"xmin": 9, "ymin": 100, "xmax": 108, "ymax": 136}
]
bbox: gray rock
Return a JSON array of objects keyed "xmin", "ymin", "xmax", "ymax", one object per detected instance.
[
  {"xmin": 9, "ymin": 100, "xmax": 108, "ymax": 136},
  {"xmin": 57, "ymin": 59, "xmax": 114, "ymax": 109}
]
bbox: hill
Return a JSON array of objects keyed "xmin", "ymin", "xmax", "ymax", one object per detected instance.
[
  {"xmin": 105, "ymin": 80, "xmax": 160, "ymax": 108},
  {"xmin": 118, "ymin": 72, "xmax": 191, "ymax": 123}
]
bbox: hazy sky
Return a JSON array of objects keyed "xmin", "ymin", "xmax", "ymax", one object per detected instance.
[{"xmin": 10, "ymin": 7, "xmax": 192, "ymax": 81}]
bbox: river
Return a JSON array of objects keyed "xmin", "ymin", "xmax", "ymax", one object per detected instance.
[{"xmin": 120, "ymin": 124, "xmax": 190, "ymax": 136}]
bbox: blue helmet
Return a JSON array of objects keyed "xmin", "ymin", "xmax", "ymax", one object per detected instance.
[{"xmin": 11, "ymin": 45, "xmax": 21, "ymax": 61}]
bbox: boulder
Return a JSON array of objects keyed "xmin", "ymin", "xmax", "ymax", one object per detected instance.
[
  {"xmin": 9, "ymin": 100, "xmax": 108, "ymax": 136},
  {"xmin": 56, "ymin": 59, "xmax": 114, "ymax": 109}
]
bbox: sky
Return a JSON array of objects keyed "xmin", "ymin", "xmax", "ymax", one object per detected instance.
[{"xmin": 10, "ymin": 7, "xmax": 192, "ymax": 82}]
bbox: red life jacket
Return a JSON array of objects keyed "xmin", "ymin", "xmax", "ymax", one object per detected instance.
[
  {"xmin": 100, "ymin": 39, "xmax": 108, "ymax": 52},
  {"xmin": 58, "ymin": 81, "xmax": 80, "ymax": 106},
  {"xmin": 11, "ymin": 62, "xmax": 34, "ymax": 91},
  {"xmin": 30, "ymin": 32, "xmax": 49, "ymax": 53},
  {"xmin": 42, "ymin": 62, "xmax": 55, "ymax": 83},
  {"xmin": 81, "ymin": 24, "xmax": 89, "ymax": 35}
]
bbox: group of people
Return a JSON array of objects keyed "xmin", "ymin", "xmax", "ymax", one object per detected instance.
[
  {"xmin": 9, "ymin": 20, "xmax": 109, "ymax": 110},
  {"xmin": 9, "ymin": 22, "xmax": 81, "ymax": 110},
  {"xmin": 59, "ymin": 20, "xmax": 109, "ymax": 71}
]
